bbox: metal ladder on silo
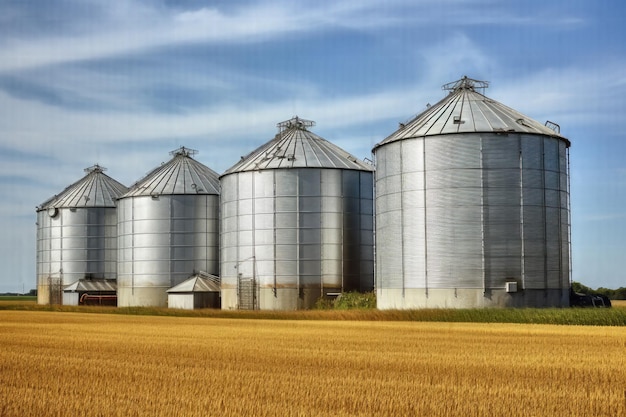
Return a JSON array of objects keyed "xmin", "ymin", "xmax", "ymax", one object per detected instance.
[{"xmin": 238, "ymin": 277, "xmax": 256, "ymax": 310}]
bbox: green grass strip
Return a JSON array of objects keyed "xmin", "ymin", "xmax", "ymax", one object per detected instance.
[{"xmin": 2, "ymin": 302, "xmax": 626, "ymax": 326}]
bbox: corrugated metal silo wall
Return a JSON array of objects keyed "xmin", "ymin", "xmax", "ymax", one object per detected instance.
[
  {"xmin": 375, "ymin": 133, "xmax": 570, "ymax": 308},
  {"xmin": 220, "ymin": 168, "xmax": 374, "ymax": 310},
  {"xmin": 117, "ymin": 194, "xmax": 219, "ymax": 307},
  {"xmin": 36, "ymin": 207, "xmax": 118, "ymax": 305}
]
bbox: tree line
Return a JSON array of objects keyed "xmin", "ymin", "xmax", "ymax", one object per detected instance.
[{"xmin": 571, "ymin": 282, "xmax": 626, "ymax": 300}]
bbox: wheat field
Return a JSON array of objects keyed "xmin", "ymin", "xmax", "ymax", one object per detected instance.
[{"xmin": 0, "ymin": 311, "xmax": 625, "ymax": 417}]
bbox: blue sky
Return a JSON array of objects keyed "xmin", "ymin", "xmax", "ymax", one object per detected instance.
[{"xmin": 1, "ymin": 0, "xmax": 624, "ymax": 293}]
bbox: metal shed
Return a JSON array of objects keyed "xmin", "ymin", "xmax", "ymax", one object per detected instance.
[
  {"xmin": 220, "ymin": 117, "xmax": 375, "ymax": 310},
  {"xmin": 117, "ymin": 147, "xmax": 220, "ymax": 307},
  {"xmin": 166, "ymin": 273, "xmax": 221, "ymax": 310},
  {"xmin": 373, "ymin": 77, "xmax": 571, "ymax": 308},
  {"xmin": 36, "ymin": 165, "xmax": 128, "ymax": 305},
  {"xmin": 63, "ymin": 278, "xmax": 117, "ymax": 306}
]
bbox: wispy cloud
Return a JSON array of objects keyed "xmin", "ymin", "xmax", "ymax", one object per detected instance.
[
  {"xmin": 2, "ymin": 32, "xmax": 624, "ymax": 178},
  {"xmin": 580, "ymin": 213, "xmax": 626, "ymax": 222},
  {"xmin": 489, "ymin": 63, "xmax": 626, "ymax": 135},
  {"xmin": 0, "ymin": 0, "xmax": 585, "ymax": 73}
]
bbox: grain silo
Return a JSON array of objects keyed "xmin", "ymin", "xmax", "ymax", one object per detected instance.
[
  {"xmin": 117, "ymin": 147, "xmax": 220, "ymax": 307},
  {"xmin": 36, "ymin": 165, "xmax": 128, "ymax": 305},
  {"xmin": 220, "ymin": 117, "xmax": 374, "ymax": 310},
  {"xmin": 374, "ymin": 76, "xmax": 571, "ymax": 308}
]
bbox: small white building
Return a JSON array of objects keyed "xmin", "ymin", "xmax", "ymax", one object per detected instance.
[
  {"xmin": 63, "ymin": 279, "xmax": 117, "ymax": 306},
  {"xmin": 167, "ymin": 273, "xmax": 220, "ymax": 310}
]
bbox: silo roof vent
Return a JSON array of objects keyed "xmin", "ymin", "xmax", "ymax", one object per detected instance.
[
  {"xmin": 442, "ymin": 75, "xmax": 489, "ymax": 94},
  {"xmin": 170, "ymin": 146, "xmax": 199, "ymax": 158},
  {"xmin": 277, "ymin": 116, "xmax": 316, "ymax": 133},
  {"xmin": 84, "ymin": 164, "xmax": 106, "ymax": 174}
]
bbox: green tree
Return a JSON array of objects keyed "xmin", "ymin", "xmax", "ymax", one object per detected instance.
[
  {"xmin": 614, "ymin": 287, "xmax": 626, "ymax": 300},
  {"xmin": 571, "ymin": 281, "xmax": 593, "ymax": 294}
]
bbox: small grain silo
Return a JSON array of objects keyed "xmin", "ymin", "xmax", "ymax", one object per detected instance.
[
  {"xmin": 117, "ymin": 147, "xmax": 220, "ymax": 307},
  {"xmin": 220, "ymin": 117, "xmax": 374, "ymax": 310},
  {"xmin": 36, "ymin": 165, "xmax": 128, "ymax": 305},
  {"xmin": 374, "ymin": 76, "xmax": 571, "ymax": 308}
]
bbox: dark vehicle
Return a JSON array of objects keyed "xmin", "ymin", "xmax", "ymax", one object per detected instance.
[{"xmin": 570, "ymin": 289, "xmax": 611, "ymax": 308}]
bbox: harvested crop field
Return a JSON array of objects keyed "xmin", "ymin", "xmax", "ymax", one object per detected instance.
[{"xmin": 1, "ymin": 311, "xmax": 625, "ymax": 417}]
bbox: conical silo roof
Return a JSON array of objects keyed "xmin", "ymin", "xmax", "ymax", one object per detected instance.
[
  {"xmin": 223, "ymin": 116, "xmax": 373, "ymax": 175},
  {"xmin": 375, "ymin": 76, "xmax": 569, "ymax": 149},
  {"xmin": 38, "ymin": 165, "xmax": 128, "ymax": 210},
  {"xmin": 123, "ymin": 147, "xmax": 220, "ymax": 197}
]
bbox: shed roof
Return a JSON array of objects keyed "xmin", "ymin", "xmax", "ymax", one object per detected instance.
[
  {"xmin": 38, "ymin": 165, "xmax": 128, "ymax": 210},
  {"xmin": 63, "ymin": 279, "xmax": 117, "ymax": 292},
  {"xmin": 374, "ymin": 76, "xmax": 569, "ymax": 150},
  {"xmin": 167, "ymin": 274, "xmax": 220, "ymax": 293},
  {"xmin": 223, "ymin": 117, "xmax": 374, "ymax": 175},
  {"xmin": 123, "ymin": 147, "xmax": 220, "ymax": 198}
]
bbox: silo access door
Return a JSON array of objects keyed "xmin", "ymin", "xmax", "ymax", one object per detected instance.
[
  {"xmin": 238, "ymin": 277, "xmax": 257, "ymax": 310},
  {"xmin": 48, "ymin": 276, "xmax": 64, "ymax": 305}
]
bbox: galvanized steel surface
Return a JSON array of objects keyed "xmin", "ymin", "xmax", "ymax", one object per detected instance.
[
  {"xmin": 117, "ymin": 149, "xmax": 220, "ymax": 307},
  {"xmin": 221, "ymin": 169, "xmax": 374, "ymax": 309},
  {"xmin": 224, "ymin": 116, "xmax": 374, "ymax": 174},
  {"xmin": 63, "ymin": 278, "xmax": 117, "ymax": 292},
  {"xmin": 36, "ymin": 166, "xmax": 127, "ymax": 304},
  {"xmin": 38, "ymin": 165, "xmax": 128, "ymax": 209},
  {"xmin": 166, "ymin": 274, "xmax": 220, "ymax": 293},
  {"xmin": 376, "ymin": 76, "xmax": 568, "ymax": 149},
  {"xmin": 374, "ymin": 78, "xmax": 571, "ymax": 308},
  {"xmin": 221, "ymin": 118, "xmax": 374, "ymax": 310},
  {"xmin": 123, "ymin": 147, "xmax": 220, "ymax": 197}
]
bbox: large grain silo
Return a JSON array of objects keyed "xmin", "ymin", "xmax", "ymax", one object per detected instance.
[
  {"xmin": 117, "ymin": 147, "xmax": 220, "ymax": 307},
  {"xmin": 374, "ymin": 76, "xmax": 571, "ymax": 308},
  {"xmin": 36, "ymin": 165, "xmax": 128, "ymax": 305},
  {"xmin": 220, "ymin": 117, "xmax": 374, "ymax": 310}
]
